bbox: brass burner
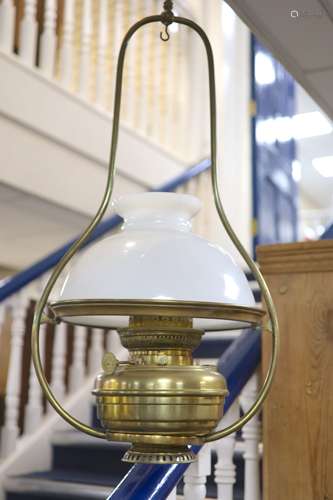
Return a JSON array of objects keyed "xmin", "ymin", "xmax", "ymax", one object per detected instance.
[{"xmin": 93, "ymin": 316, "xmax": 228, "ymax": 463}]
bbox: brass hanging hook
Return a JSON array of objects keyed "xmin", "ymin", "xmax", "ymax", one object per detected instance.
[
  {"xmin": 160, "ymin": 0, "xmax": 174, "ymax": 41},
  {"xmin": 160, "ymin": 24, "xmax": 170, "ymax": 41}
]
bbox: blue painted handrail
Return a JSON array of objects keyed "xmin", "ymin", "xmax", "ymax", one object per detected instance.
[
  {"xmin": 321, "ymin": 223, "xmax": 333, "ymax": 240},
  {"xmin": 108, "ymin": 328, "xmax": 261, "ymax": 500},
  {"xmin": 0, "ymin": 159, "xmax": 211, "ymax": 302}
]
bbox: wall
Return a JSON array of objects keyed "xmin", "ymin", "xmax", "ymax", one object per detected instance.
[{"xmin": 188, "ymin": 1, "xmax": 252, "ymax": 262}]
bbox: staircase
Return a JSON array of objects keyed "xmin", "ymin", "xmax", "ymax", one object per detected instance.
[
  {"xmin": 4, "ymin": 421, "xmax": 246, "ymax": 500},
  {"xmin": 0, "ymin": 1, "xmax": 260, "ymax": 499},
  {"xmin": 4, "ymin": 332, "xmax": 260, "ymax": 500},
  {"xmin": 0, "ymin": 157, "xmax": 262, "ymax": 499},
  {"xmin": 0, "ymin": 251, "xmax": 262, "ymax": 500}
]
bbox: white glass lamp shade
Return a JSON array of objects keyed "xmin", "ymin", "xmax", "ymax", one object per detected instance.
[{"xmin": 56, "ymin": 192, "xmax": 255, "ymax": 329}]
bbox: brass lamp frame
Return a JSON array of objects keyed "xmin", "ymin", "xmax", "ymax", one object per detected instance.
[{"xmin": 32, "ymin": 2, "xmax": 279, "ymax": 445}]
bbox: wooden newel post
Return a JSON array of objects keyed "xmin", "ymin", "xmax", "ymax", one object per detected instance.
[{"xmin": 257, "ymin": 240, "xmax": 333, "ymax": 500}]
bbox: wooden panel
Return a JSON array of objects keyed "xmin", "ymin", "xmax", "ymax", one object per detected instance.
[
  {"xmin": 0, "ymin": 310, "xmax": 11, "ymax": 427},
  {"xmin": 257, "ymin": 239, "xmax": 333, "ymax": 274},
  {"xmin": 257, "ymin": 241, "xmax": 333, "ymax": 500}
]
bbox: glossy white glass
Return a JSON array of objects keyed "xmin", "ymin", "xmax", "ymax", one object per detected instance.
[{"xmin": 57, "ymin": 192, "xmax": 255, "ymax": 329}]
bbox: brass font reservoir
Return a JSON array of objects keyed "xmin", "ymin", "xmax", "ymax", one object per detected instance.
[{"xmin": 93, "ymin": 316, "xmax": 228, "ymax": 463}]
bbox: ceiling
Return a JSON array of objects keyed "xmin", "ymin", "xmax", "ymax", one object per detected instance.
[
  {"xmin": 227, "ymin": 0, "xmax": 333, "ymax": 209},
  {"xmin": 228, "ymin": 0, "xmax": 333, "ymax": 121}
]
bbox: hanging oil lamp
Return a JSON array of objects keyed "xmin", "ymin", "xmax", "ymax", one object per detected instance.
[{"xmin": 32, "ymin": 0, "xmax": 279, "ymax": 465}]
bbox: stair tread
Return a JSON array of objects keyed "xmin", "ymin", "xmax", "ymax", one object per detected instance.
[
  {"xmin": 6, "ymin": 467, "xmax": 244, "ymax": 500},
  {"xmin": 5, "ymin": 473, "xmax": 114, "ymax": 499},
  {"xmin": 6, "ymin": 468, "xmax": 120, "ymax": 489},
  {"xmin": 52, "ymin": 429, "xmax": 130, "ymax": 448},
  {"xmin": 6, "ymin": 445, "xmax": 247, "ymax": 500}
]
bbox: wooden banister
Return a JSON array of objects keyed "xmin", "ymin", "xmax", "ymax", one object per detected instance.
[{"xmin": 257, "ymin": 239, "xmax": 333, "ymax": 500}]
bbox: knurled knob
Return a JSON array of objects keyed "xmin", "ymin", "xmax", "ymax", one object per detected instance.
[{"xmin": 102, "ymin": 352, "xmax": 119, "ymax": 375}]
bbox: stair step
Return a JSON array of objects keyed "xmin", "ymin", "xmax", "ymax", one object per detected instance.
[
  {"xmin": 5, "ymin": 448, "xmax": 245, "ymax": 500},
  {"xmin": 50, "ymin": 432, "xmax": 245, "ymax": 500},
  {"xmin": 7, "ymin": 334, "xmax": 252, "ymax": 500},
  {"xmin": 52, "ymin": 439, "xmax": 131, "ymax": 479},
  {"xmin": 5, "ymin": 475, "xmax": 201, "ymax": 500},
  {"xmin": 5, "ymin": 471, "xmax": 115, "ymax": 500}
]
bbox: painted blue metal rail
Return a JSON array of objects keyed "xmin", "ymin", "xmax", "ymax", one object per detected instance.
[
  {"xmin": 321, "ymin": 224, "xmax": 333, "ymax": 240},
  {"xmin": 0, "ymin": 159, "xmax": 211, "ymax": 303},
  {"xmin": 108, "ymin": 328, "xmax": 261, "ymax": 500}
]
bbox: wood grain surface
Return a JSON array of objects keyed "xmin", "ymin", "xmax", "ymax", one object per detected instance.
[{"xmin": 257, "ymin": 241, "xmax": 333, "ymax": 500}]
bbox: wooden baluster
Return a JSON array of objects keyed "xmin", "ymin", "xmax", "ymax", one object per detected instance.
[
  {"xmin": 59, "ymin": 0, "xmax": 75, "ymax": 88},
  {"xmin": 88, "ymin": 328, "xmax": 104, "ymax": 375},
  {"xmin": 177, "ymin": 26, "xmax": 190, "ymax": 159},
  {"xmin": 187, "ymin": 29, "xmax": 205, "ymax": 162},
  {"xmin": 39, "ymin": 0, "xmax": 57, "ymax": 77},
  {"xmin": 69, "ymin": 325, "xmax": 87, "ymax": 392},
  {"xmin": 137, "ymin": 0, "xmax": 153, "ymax": 135},
  {"xmin": 0, "ymin": 0, "xmax": 16, "ymax": 53},
  {"xmin": 123, "ymin": 0, "xmax": 136, "ymax": 126},
  {"xmin": 184, "ymin": 444, "xmax": 211, "ymax": 500},
  {"xmin": 49, "ymin": 321, "xmax": 67, "ymax": 404},
  {"xmin": 186, "ymin": 176, "xmax": 198, "ymax": 196},
  {"xmin": 95, "ymin": 0, "xmax": 108, "ymax": 107},
  {"xmin": 0, "ymin": 301, "xmax": 8, "ymax": 337},
  {"xmin": 214, "ymin": 401, "xmax": 240, "ymax": 500},
  {"xmin": 0, "ymin": 294, "xmax": 28, "ymax": 458},
  {"xmin": 78, "ymin": 0, "xmax": 92, "ymax": 98},
  {"xmin": 163, "ymin": 25, "xmax": 177, "ymax": 151},
  {"xmin": 19, "ymin": 0, "xmax": 38, "ymax": 65},
  {"xmin": 25, "ymin": 324, "xmax": 46, "ymax": 433},
  {"xmin": 109, "ymin": 0, "xmax": 124, "ymax": 112},
  {"xmin": 151, "ymin": 19, "xmax": 162, "ymax": 143},
  {"xmin": 176, "ymin": 182, "xmax": 186, "ymax": 194},
  {"xmin": 240, "ymin": 373, "xmax": 261, "ymax": 500}
]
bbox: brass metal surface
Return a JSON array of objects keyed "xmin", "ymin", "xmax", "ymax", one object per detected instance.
[
  {"xmin": 122, "ymin": 445, "xmax": 196, "ymax": 464},
  {"xmin": 101, "ymin": 352, "xmax": 119, "ymax": 375},
  {"xmin": 94, "ymin": 364, "xmax": 227, "ymax": 395},
  {"xmin": 128, "ymin": 349, "xmax": 193, "ymax": 366},
  {"xmin": 106, "ymin": 432, "xmax": 203, "ymax": 446},
  {"xmin": 120, "ymin": 328, "xmax": 202, "ymax": 350},
  {"xmin": 93, "ymin": 324, "xmax": 228, "ymax": 461},
  {"xmin": 130, "ymin": 315, "xmax": 192, "ymax": 328},
  {"xmin": 31, "ymin": 1, "xmax": 279, "ymax": 460},
  {"xmin": 92, "ymin": 319, "xmax": 227, "ymax": 460},
  {"xmin": 50, "ymin": 299, "xmax": 265, "ymax": 330}
]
